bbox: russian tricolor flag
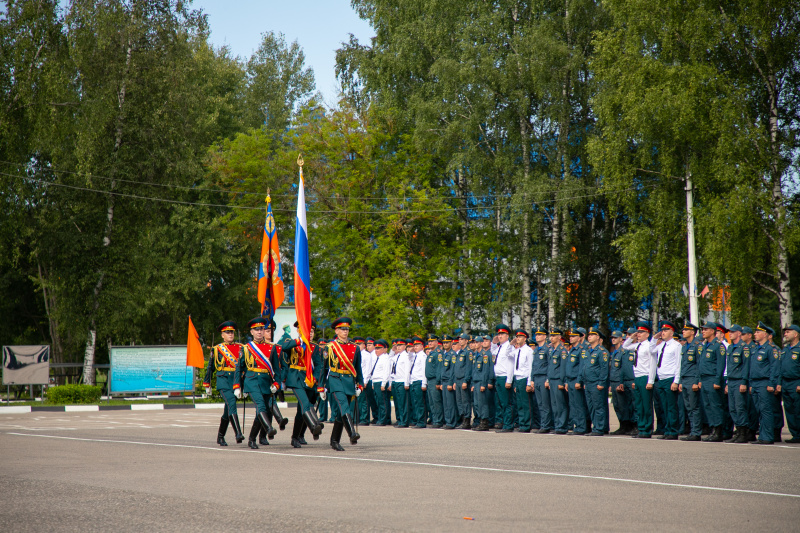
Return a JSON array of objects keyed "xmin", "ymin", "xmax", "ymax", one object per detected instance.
[{"xmin": 294, "ymin": 159, "xmax": 314, "ymax": 387}]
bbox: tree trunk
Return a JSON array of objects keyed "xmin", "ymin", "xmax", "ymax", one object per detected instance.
[
  {"xmin": 548, "ymin": 205, "xmax": 560, "ymax": 328},
  {"xmin": 520, "ymin": 115, "xmax": 532, "ymax": 332},
  {"xmin": 37, "ymin": 260, "xmax": 63, "ymax": 364},
  {"xmin": 82, "ymin": 18, "xmax": 134, "ymax": 385}
]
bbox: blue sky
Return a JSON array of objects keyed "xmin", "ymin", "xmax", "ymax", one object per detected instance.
[{"xmin": 191, "ymin": 0, "xmax": 375, "ymax": 106}]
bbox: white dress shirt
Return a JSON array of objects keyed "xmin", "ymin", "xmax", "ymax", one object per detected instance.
[
  {"xmin": 361, "ymin": 349, "xmax": 376, "ymax": 382},
  {"xmin": 623, "ymin": 336, "xmax": 657, "ymax": 384},
  {"xmin": 512, "ymin": 344, "xmax": 535, "ymax": 384},
  {"xmin": 654, "ymin": 338, "xmax": 682, "ymax": 384},
  {"xmin": 491, "ymin": 340, "xmax": 515, "ymax": 378},
  {"xmin": 372, "ymin": 353, "xmax": 392, "ymax": 388},
  {"xmin": 393, "ymin": 350, "xmax": 411, "ymax": 385},
  {"xmin": 408, "ymin": 350, "xmax": 426, "ymax": 386}
]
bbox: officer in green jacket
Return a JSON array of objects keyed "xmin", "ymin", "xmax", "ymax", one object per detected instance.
[
  {"xmin": 203, "ymin": 321, "xmax": 245, "ymax": 446},
  {"xmin": 321, "ymin": 317, "xmax": 364, "ymax": 451},
  {"xmin": 282, "ymin": 319, "xmax": 326, "ymax": 446}
]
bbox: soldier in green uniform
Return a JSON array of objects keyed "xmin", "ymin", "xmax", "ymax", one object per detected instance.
[
  {"xmin": 471, "ymin": 336, "xmax": 493, "ymax": 431},
  {"xmin": 237, "ymin": 317, "xmax": 282, "ymax": 449},
  {"xmin": 282, "ymin": 319, "xmax": 325, "ymax": 448},
  {"xmin": 322, "ymin": 317, "xmax": 364, "ymax": 451},
  {"xmin": 203, "ymin": 321, "xmax": 245, "ymax": 446},
  {"xmin": 423, "ymin": 334, "xmax": 444, "ymax": 428},
  {"xmin": 281, "ymin": 319, "xmax": 326, "ymax": 447},
  {"xmin": 454, "ymin": 334, "xmax": 474, "ymax": 429},
  {"xmin": 781, "ymin": 325, "xmax": 800, "ymax": 443},
  {"xmin": 582, "ymin": 326, "xmax": 610, "ymax": 436},
  {"xmin": 440, "ymin": 334, "xmax": 458, "ymax": 429},
  {"xmin": 698, "ymin": 322, "xmax": 726, "ymax": 442}
]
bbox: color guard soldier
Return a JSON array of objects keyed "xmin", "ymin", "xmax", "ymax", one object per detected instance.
[
  {"xmin": 582, "ymin": 326, "xmax": 609, "ymax": 436},
  {"xmin": 698, "ymin": 322, "xmax": 726, "ymax": 442},
  {"xmin": 322, "ymin": 317, "xmax": 364, "ymax": 451},
  {"xmin": 423, "ymin": 334, "xmax": 444, "ymax": 428},
  {"xmin": 316, "ymin": 338, "xmax": 332, "ymax": 423},
  {"xmin": 749, "ymin": 322, "xmax": 780, "ymax": 444},
  {"xmin": 781, "ymin": 325, "xmax": 800, "ymax": 443},
  {"xmin": 679, "ymin": 323, "xmax": 703, "ymax": 441},
  {"xmin": 237, "ymin": 318, "xmax": 282, "ymax": 449},
  {"xmin": 282, "ymin": 319, "xmax": 326, "ymax": 447},
  {"xmin": 203, "ymin": 321, "xmax": 245, "ymax": 446},
  {"xmin": 545, "ymin": 328, "xmax": 570, "ymax": 434}
]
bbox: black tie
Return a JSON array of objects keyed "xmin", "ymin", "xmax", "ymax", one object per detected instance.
[
  {"xmin": 658, "ymin": 344, "xmax": 666, "ymax": 368},
  {"xmin": 634, "ymin": 345, "xmax": 639, "ymax": 367},
  {"xmin": 516, "ymin": 349, "xmax": 521, "ymax": 370}
]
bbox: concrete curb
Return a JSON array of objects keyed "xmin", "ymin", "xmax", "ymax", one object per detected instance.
[{"xmin": 0, "ymin": 402, "xmax": 293, "ymax": 414}]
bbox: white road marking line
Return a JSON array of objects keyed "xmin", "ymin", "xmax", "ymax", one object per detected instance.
[{"xmin": 6, "ymin": 432, "xmax": 799, "ymax": 499}]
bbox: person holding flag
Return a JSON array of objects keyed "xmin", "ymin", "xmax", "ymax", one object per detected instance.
[
  {"xmin": 322, "ymin": 317, "xmax": 365, "ymax": 451},
  {"xmin": 282, "ymin": 319, "xmax": 325, "ymax": 448},
  {"xmin": 203, "ymin": 321, "xmax": 245, "ymax": 446},
  {"xmin": 237, "ymin": 317, "xmax": 283, "ymax": 449}
]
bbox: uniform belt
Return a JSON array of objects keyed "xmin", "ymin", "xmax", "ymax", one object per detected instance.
[
  {"xmin": 290, "ymin": 364, "xmax": 307, "ymax": 371},
  {"xmin": 219, "ymin": 367, "xmax": 236, "ymax": 372},
  {"xmin": 330, "ymin": 369, "xmax": 353, "ymax": 376},
  {"xmin": 247, "ymin": 368, "xmax": 272, "ymax": 374}
]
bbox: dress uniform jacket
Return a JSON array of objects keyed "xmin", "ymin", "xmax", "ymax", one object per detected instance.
[{"xmin": 238, "ymin": 341, "xmax": 280, "ymax": 396}]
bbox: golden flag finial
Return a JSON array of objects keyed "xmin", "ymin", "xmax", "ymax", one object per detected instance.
[
  {"xmin": 297, "ymin": 154, "xmax": 304, "ymax": 167},
  {"xmin": 266, "ymin": 187, "xmax": 270, "ymax": 204}
]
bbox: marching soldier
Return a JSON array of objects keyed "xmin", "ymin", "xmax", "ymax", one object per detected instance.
[
  {"xmin": 679, "ymin": 323, "xmax": 703, "ymax": 441},
  {"xmin": 203, "ymin": 321, "xmax": 245, "ymax": 446},
  {"xmin": 698, "ymin": 322, "xmax": 726, "ymax": 442},
  {"xmin": 582, "ymin": 326, "xmax": 610, "ymax": 436},
  {"xmin": 545, "ymin": 328, "xmax": 570, "ymax": 434},
  {"xmin": 281, "ymin": 319, "xmax": 326, "ymax": 448},
  {"xmin": 322, "ymin": 317, "xmax": 364, "ymax": 451},
  {"xmin": 237, "ymin": 317, "xmax": 283, "ymax": 449},
  {"xmin": 781, "ymin": 325, "xmax": 800, "ymax": 443}
]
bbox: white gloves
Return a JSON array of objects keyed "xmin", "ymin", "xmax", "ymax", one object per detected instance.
[
  {"xmin": 320, "ymin": 391, "xmax": 327, "ymax": 401},
  {"xmin": 234, "ymin": 388, "xmax": 241, "ymax": 399},
  {"xmin": 204, "ymin": 387, "xmax": 211, "ymax": 396},
  {"xmin": 355, "ymin": 387, "xmax": 362, "ymax": 398},
  {"xmin": 270, "ymin": 384, "xmax": 278, "ymax": 394}
]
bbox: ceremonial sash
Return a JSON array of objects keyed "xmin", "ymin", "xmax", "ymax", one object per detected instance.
[
  {"xmin": 247, "ymin": 342, "xmax": 274, "ymax": 378},
  {"xmin": 331, "ymin": 341, "xmax": 358, "ymax": 377},
  {"xmin": 218, "ymin": 344, "xmax": 238, "ymax": 368}
]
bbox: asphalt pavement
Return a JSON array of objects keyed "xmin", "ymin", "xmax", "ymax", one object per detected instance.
[{"xmin": 1, "ymin": 409, "xmax": 798, "ymax": 532}]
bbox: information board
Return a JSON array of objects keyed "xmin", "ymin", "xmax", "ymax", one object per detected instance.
[
  {"xmin": 110, "ymin": 346, "xmax": 193, "ymax": 394},
  {"xmin": 3, "ymin": 345, "xmax": 50, "ymax": 385}
]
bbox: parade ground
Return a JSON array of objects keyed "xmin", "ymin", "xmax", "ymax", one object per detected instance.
[{"xmin": 1, "ymin": 408, "xmax": 798, "ymax": 532}]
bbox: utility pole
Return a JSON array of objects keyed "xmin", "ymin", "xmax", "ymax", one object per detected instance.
[{"xmin": 686, "ymin": 173, "xmax": 699, "ymax": 326}]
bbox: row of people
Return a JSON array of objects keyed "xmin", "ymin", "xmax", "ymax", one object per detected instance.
[{"xmin": 202, "ymin": 317, "xmax": 800, "ymax": 449}]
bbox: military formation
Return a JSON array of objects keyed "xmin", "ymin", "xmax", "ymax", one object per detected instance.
[{"xmin": 203, "ymin": 317, "xmax": 800, "ymax": 448}]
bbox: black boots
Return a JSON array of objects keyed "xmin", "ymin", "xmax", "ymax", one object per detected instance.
[
  {"xmin": 230, "ymin": 413, "xmax": 244, "ymax": 443},
  {"xmin": 257, "ymin": 411, "xmax": 276, "ymax": 443},
  {"xmin": 330, "ymin": 421, "xmax": 345, "ymax": 451},
  {"xmin": 248, "ymin": 419, "xmax": 260, "ymax": 449},
  {"xmin": 611, "ymin": 421, "xmax": 629, "ymax": 435},
  {"xmin": 343, "ymin": 413, "xmax": 360, "ymax": 445},
  {"xmin": 473, "ymin": 418, "xmax": 490, "ymax": 431},
  {"xmin": 460, "ymin": 416, "xmax": 471, "ymax": 429},
  {"xmin": 702, "ymin": 426, "xmax": 723, "ymax": 442},
  {"xmin": 217, "ymin": 417, "xmax": 229, "ymax": 446},
  {"xmin": 303, "ymin": 409, "xmax": 324, "ymax": 440},
  {"xmin": 271, "ymin": 402, "xmax": 289, "ymax": 431},
  {"xmin": 724, "ymin": 427, "xmax": 741, "ymax": 443}
]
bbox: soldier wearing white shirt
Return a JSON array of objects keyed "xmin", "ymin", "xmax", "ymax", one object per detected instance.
[
  {"xmin": 357, "ymin": 337, "xmax": 375, "ymax": 425},
  {"xmin": 623, "ymin": 321, "xmax": 658, "ymax": 438},
  {"xmin": 654, "ymin": 321, "xmax": 683, "ymax": 439},
  {"xmin": 511, "ymin": 329, "xmax": 535, "ymax": 432},
  {"xmin": 371, "ymin": 341, "xmax": 392, "ymax": 425},
  {"xmin": 387, "ymin": 343, "xmax": 401, "ymax": 425},
  {"xmin": 491, "ymin": 324, "xmax": 516, "ymax": 433},
  {"xmin": 406, "ymin": 337, "xmax": 427, "ymax": 428},
  {"xmin": 392, "ymin": 340, "xmax": 411, "ymax": 427}
]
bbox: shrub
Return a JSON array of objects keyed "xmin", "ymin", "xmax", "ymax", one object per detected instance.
[{"xmin": 46, "ymin": 384, "xmax": 102, "ymax": 404}]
